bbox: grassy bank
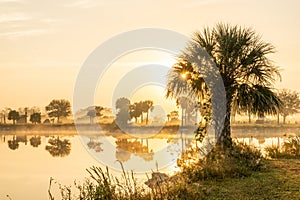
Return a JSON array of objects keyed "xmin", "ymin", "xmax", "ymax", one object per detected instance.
[
  {"xmin": 51, "ymin": 159, "xmax": 300, "ymax": 200},
  {"xmin": 185, "ymin": 159, "xmax": 300, "ymax": 199}
]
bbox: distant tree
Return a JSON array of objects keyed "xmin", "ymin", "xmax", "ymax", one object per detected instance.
[
  {"xmin": 8, "ymin": 110, "xmax": 20, "ymax": 124},
  {"xmin": 115, "ymin": 97, "xmax": 131, "ymax": 126},
  {"xmin": 87, "ymin": 110, "xmax": 96, "ymax": 124},
  {"xmin": 278, "ymin": 89, "xmax": 300, "ymax": 124},
  {"xmin": 30, "ymin": 113, "xmax": 41, "ymax": 124},
  {"xmin": 143, "ymin": 100, "xmax": 154, "ymax": 125},
  {"xmin": 176, "ymin": 97, "xmax": 197, "ymax": 126},
  {"xmin": 95, "ymin": 106, "xmax": 104, "ymax": 116},
  {"xmin": 45, "ymin": 136, "xmax": 71, "ymax": 157},
  {"xmin": 129, "ymin": 102, "xmax": 143, "ymax": 123},
  {"xmin": 1, "ymin": 107, "xmax": 11, "ymax": 124},
  {"xmin": 45, "ymin": 99, "xmax": 71, "ymax": 123},
  {"xmin": 167, "ymin": 114, "xmax": 171, "ymax": 122},
  {"xmin": 170, "ymin": 110, "xmax": 179, "ymax": 120},
  {"xmin": 87, "ymin": 106, "xmax": 103, "ymax": 124},
  {"xmin": 116, "ymin": 97, "xmax": 130, "ymax": 110}
]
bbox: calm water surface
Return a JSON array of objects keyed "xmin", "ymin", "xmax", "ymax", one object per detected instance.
[
  {"xmin": 0, "ymin": 132, "xmax": 192, "ymax": 200},
  {"xmin": 0, "ymin": 130, "xmax": 299, "ymax": 200}
]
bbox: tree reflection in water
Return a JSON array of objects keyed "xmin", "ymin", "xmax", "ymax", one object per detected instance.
[
  {"xmin": 8, "ymin": 136, "xmax": 19, "ymax": 150},
  {"xmin": 7, "ymin": 135, "xmax": 28, "ymax": 150},
  {"xmin": 45, "ymin": 136, "xmax": 71, "ymax": 157},
  {"xmin": 116, "ymin": 148, "xmax": 131, "ymax": 162},
  {"xmin": 115, "ymin": 138, "xmax": 154, "ymax": 162},
  {"xmin": 87, "ymin": 137, "xmax": 103, "ymax": 152},
  {"xmin": 30, "ymin": 136, "xmax": 41, "ymax": 147}
]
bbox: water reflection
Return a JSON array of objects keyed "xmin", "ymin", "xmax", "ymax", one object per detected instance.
[
  {"xmin": 7, "ymin": 135, "xmax": 28, "ymax": 150},
  {"xmin": 115, "ymin": 138, "xmax": 154, "ymax": 161},
  {"xmin": 2, "ymin": 133, "xmax": 299, "ymax": 162},
  {"xmin": 30, "ymin": 136, "xmax": 41, "ymax": 147},
  {"xmin": 87, "ymin": 137, "xmax": 103, "ymax": 152},
  {"xmin": 45, "ymin": 136, "xmax": 71, "ymax": 157},
  {"xmin": 8, "ymin": 136, "xmax": 19, "ymax": 150}
]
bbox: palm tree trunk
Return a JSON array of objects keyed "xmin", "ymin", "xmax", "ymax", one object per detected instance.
[
  {"xmin": 277, "ymin": 113, "xmax": 280, "ymax": 125},
  {"xmin": 146, "ymin": 111, "xmax": 149, "ymax": 125},
  {"xmin": 283, "ymin": 116, "xmax": 286, "ymax": 124},
  {"xmin": 181, "ymin": 108, "xmax": 183, "ymax": 126},
  {"xmin": 218, "ymin": 101, "xmax": 232, "ymax": 148},
  {"xmin": 248, "ymin": 109, "xmax": 251, "ymax": 124}
]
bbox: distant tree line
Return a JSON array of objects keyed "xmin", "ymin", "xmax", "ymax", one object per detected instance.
[
  {"xmin": 1, "ymin": 99, "xmax": 71, "ymax": 125},
  {"xmin": 115, "ymin": 97, "xmax": 154, "ymax": 126}
]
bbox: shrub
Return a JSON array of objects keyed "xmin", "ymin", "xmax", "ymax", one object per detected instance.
[{"xmin": 180, "ymin": 142, "xmax": 264, "ymax": 182}]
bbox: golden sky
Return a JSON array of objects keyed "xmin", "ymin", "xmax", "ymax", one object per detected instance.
[{"xmin": 0, "ymin": 0, "xmax": 300, "ymax": 109}]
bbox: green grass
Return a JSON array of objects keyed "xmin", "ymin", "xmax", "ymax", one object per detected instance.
[{"xmin": 193, "ymin": 159, "xmax": 300, "ymax": 200}]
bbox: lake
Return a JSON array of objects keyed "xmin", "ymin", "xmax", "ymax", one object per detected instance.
[{"xmin": 0, "ymin": 127, "xmax": 299, "ymax": 199}]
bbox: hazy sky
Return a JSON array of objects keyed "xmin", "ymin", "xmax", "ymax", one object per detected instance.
[{"xmin": 1, "ymin": 0, "xmax": 300, "ymax": 109}]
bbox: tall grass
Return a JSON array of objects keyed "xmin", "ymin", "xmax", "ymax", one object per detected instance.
[{"xmin": 265, "ymin": 136, "xmax": 300, "ymax": 159}]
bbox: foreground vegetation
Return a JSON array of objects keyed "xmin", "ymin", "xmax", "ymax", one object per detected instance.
[{"xmin": 48, "ymin": 142, "xmax": 300, "ymax": 200}]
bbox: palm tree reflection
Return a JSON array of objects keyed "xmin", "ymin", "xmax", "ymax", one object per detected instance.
[
  {"xmin": 30, "ymin": 136, "xmax": 41, "ymax": 147},
  {"xmin": 45, "ymin": 136, "xmax": 71, "ymax": 157},
  {"xmin": 115, "ymin": 138, "xmax": 154, "ymax": 162}
]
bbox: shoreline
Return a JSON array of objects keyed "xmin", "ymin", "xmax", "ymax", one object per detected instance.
[{"xmin": 0, "ymin": 123, "xmax": 300, "ymax": 138}]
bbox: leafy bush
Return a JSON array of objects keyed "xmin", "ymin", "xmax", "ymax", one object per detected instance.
[{"xmin": 180, "ymin": 142, "xmax": 264, "ymax": 182}]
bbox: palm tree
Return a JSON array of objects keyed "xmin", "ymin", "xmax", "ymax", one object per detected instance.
[
  {"xmin": 143, "ymin": 100, "xmax": 154, "ymax": 125},
  {"xmin": 167, "ymin": 23, "xmax": 281, "ymax": 147},
  {"xmin": 87, "ymin": 110, "xmax": 97, "ymax": 124}
]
